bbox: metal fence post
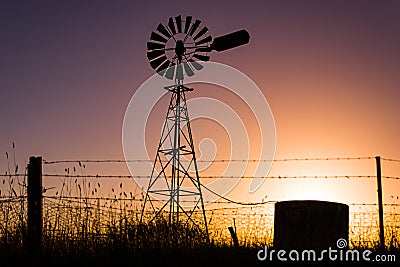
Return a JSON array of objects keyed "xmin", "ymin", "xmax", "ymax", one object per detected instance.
[{"xmin": 375, "ymin": 156, "xmax": 385, "ymax": 251}]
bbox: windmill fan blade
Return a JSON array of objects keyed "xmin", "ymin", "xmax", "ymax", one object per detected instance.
[
  {"xmin": 165, "ymin": 64, "xmax": 176, "ymax": 80},
  {"xmin": 193, "ymin": 54, "xmax": 210, "ymax": 62},
  {"xmin": 175, "ymin": 15, "xmax": 182, "ymax": 33},
  {"xmin": 156, "ymin": 60, "xmax": 171, "ymax": 76},
  {"xmin": 195, "ymin": 35, "xmax": 212, "ymax": 46},
  {"xmin": 188, "ymin": 59, "xmax": 203, "ymax": 70},
  {"xmin": 156, "ymin": 23, "xmax": 171, "ymax": 38},
  {"xmin": 176, "ymin": 63, "xmax": 184, "ymax": 80},
  {"xmin": 211, "ymin": 29, "xmax": 250, "ymax": 52},
  {"xmin": 184, "ymin": 16, "xmax": 192, "ymax": 33},
  {"xmin": 146, "ymin": 17, "xmax": 251, "ymax": 81},
  {"xmin": 147, "ymin": 41, "xmax": 165, "ymax": 51},
  {"xmin": 183, "ymin": 62, "xmax": 194, "ymax": 76},
  {"xmin": 150, "ymin": 31, "xmax": 168, "ymax": 43},
  {"xmin": 168, "ymin": 17, "xmax": 176, "ymax": 35},
  {"xmin": 193, "ymin": 27, "xmax": 208, "ymax": 40},
  {"xmin": 147, "ymin": 49, "xmax": 165, "ymax": 61},
  {"xmin": 195, "ymin": 47, "xmax": 212, "ymax": 53},
  {"xmin": 189, "ymin": 19, "xmax": 201, "ymax": 36},
  {"xmin": 150, "ymin": 56, "xmax": 168, "ymax": 70}
]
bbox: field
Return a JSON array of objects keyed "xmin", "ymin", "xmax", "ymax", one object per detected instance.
[{"xmin": 0, "ymin": 157, "xmax": 399, "ymax": 266}]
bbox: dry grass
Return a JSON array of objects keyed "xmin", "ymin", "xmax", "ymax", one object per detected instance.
[{"xmin": 0, "ymin": 153, "xmax": 399, "ymax": 264}]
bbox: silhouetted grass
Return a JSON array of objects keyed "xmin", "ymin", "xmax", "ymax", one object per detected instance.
[
  {"xmin": 1, "ymin": 194, "xmax": 399, "ymax": 267},
  {"xmin": 0, "ymin": 150, "xmax": 399, "ymax": 266}
]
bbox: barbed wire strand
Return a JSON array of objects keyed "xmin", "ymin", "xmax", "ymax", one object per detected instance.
[
  {"xmin": 41, "ymin": 195, "xmax": 400, "ymax": 210},
  {"xmin": 2, "ymin": 194, "xmax": 400, "ymax": 208},
  {"xmin": 42, "ymin": 195, "xmax": 268, "ymax": 205},
  {"xmin": 381, "ymin": 158, "xmax": 400, "ymax": 163},
  {"xmin": 39, "ymin": 174, "xmax": 400, "ymax": 180},
  {"xmin": 2, "ymin": 194, "xmax": 400, "ymax": 209},
  {"xmin": 2, "ymin": 173, "xmax": 398, "ymax": 179},
  {"xmin": 42, "ymin": 157, "xmax": 378, "ymax": 165},
  {"xmin": 0, "ymin": 173, "xmax": 26, "ymax": 177}
]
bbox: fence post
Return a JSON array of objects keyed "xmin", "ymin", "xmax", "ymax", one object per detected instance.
[
  {"xmin": 375, "ymin": 156, "xmax": 385, "ymax": 251},
  {"xmin": 27, "ymin": 156, "xmax": 42, "ymax": 262}
]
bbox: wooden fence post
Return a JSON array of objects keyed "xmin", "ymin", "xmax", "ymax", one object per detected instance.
[
  {"xmin": 27, "ymin": 156, "xmax": 42, "ymax": 261},
  {"xmin": 375, "ymin": 156, "xmax": 385, "ymax": 251}
]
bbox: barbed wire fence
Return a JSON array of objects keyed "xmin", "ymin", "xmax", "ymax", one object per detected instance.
[{"xmin": 0, "ymin": 156, "xmax": 399, "ymax": 250}]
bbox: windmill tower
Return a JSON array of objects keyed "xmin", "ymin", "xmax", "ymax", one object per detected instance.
[{"xmin": 140, "ymin": 15, "xmax": 250, "ymax": 238}]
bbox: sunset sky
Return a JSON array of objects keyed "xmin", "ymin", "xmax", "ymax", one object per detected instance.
[{"xmin": 1, "ymin": 1, "xmax": 399, "ymax": 204}]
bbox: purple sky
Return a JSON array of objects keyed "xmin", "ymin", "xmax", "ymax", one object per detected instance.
[{"xmin": 1, "ymin": 0, "xmax": 400, "ymax": 175}]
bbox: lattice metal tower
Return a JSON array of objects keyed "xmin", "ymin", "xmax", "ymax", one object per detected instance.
[{"xmin": 140, "ymin": 15, "xmax": 250, "ymax": 237}]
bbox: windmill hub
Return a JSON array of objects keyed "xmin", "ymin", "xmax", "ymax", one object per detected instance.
[{"xmin": 175, "ymin": 40, "xmax": 185, "ymax": 61}]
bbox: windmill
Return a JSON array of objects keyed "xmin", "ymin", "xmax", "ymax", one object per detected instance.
[{"xmin": 141, "ymin": 15, "xmax": 250, "ymax": 239}]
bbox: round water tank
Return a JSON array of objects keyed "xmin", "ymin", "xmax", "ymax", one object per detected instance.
[{"xmin": 274, "ymin": 200, "xmax": 349, "ymax": 249}]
